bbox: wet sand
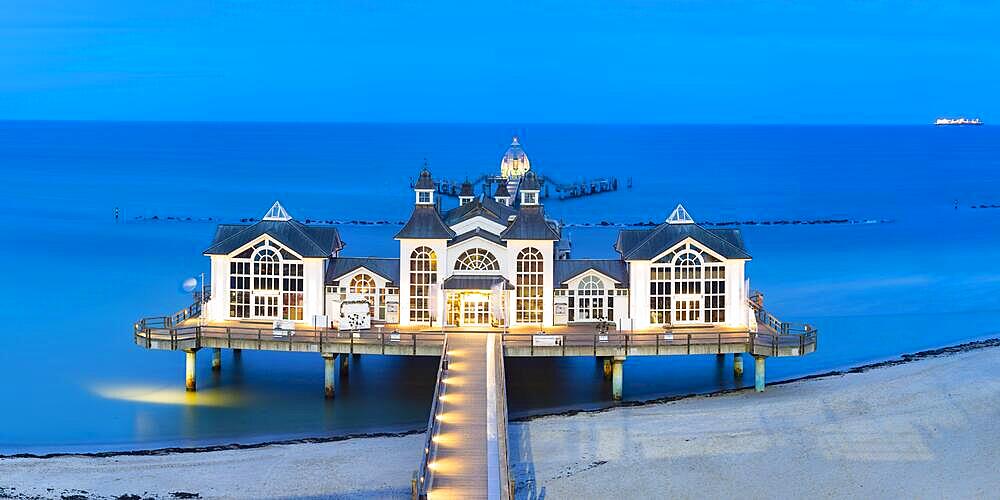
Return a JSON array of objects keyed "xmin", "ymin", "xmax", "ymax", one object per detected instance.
[{"xmin": 3, "ymin": 341, "xmax": 999, "ymax": 499}]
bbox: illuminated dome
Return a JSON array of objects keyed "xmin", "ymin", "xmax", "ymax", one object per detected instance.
[{"xmin": 500, "ymin": 136, "xmax": 530, "ymax": 179}]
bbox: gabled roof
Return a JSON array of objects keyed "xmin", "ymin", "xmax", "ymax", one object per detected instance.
[
  {"xmin": 325, "ymin": 257, "xmax": 400, "ymax": 285},
  {"xmin": 493, "ymin": 181, "xmax": 510, "ymax": 198},
  {"xmin": 615, "ymin": 222, "xmax": 750, "ymax": 260},
  {"xmin": 396, "ymin": 205, "xmax": 456, "ymax": 239},
  {"xmin": 442, "ymin": 195, "xmax": 517, "ymax": 227},
  {"xmin": 554, "ymin": 259, "xmax": 629, "ymax": 287},
  {"xmin": 204, "ymin": 219, "xmax": 343, "ymax": 257},
  {"xmin": 449, "ymin": 228, "xmax": 506, "ymax": 247},
  {"xmin": 500, "ymin": 206, "xmax": 561, "ymax": 240}
]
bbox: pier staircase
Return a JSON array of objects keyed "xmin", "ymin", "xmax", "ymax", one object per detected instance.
[{"xmin": 414, "ymin": 332, "xmax": 511, "ymax": 499}]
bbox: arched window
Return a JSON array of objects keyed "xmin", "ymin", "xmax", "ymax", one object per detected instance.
[
  {"xmin": 454, "ymin": 248, "xmax": 499, "ymax": 271},
  {"xmin": 409, "ymin": 246, "xmax": 437, "ymax": 322},
  {"xmin": 516, "ymin": 247, "xmax": 544, "ymax": 323},
  {"xmin": 253, "ymin": 248, "xmax": 280, "ymax": 291},
  {"xmin": 350, "ymin": 273, "xmax": 377, "ymax": 316},
  {"xmin": 672, "ymin": 251, "xmax": 702, "ymax": 323},
  {"xmin": 577, "ymin": 276, "xmax": 605, "ymax": 321}
]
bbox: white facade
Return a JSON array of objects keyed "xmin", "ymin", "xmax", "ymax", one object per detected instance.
[{"xmin": 201, "ymin": 152, "xmax": 753, "ymax": 333}]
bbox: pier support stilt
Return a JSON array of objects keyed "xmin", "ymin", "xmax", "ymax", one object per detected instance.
[
  {"xmin": 352, "ymin": 353, "xmax": 360, "ymax": 360},
  {"xmin": 754, "ymin": 355, "xmax": 766, "ymax": 392},
  {"xmin": 716, "ymin": 353, "xmax": 725, "ymax": 362},
  {"xmin": 733, "ymin": 353, "xmax": 744, "ymax": 377},
  {"xmin": 233, "ymin": 348, "xmax": 242, "ymax": 360},
  {"xmin": 212, "ymin": 348, "xmax": 222, "ymax": 371},
  {"xmin": 603, "ymin": 358, "xmax": 612, "ymax": 380},
  {"xmin": 184, "ymin": 349, "xmax": 198, "ymax": 392},
  {"xmin": 340, "ymin": 353, "xmax": 349, "ymax": 377},
  {"xmin": 612, "ymin": 356, "xmax": 625, "ymax": 401},
  {"xmin": 323, "ymin": 354, "xmax": 336, "ymax": 399}
]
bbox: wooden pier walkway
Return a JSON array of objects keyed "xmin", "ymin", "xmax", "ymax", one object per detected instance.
[{"xmin": 415, "ymin": 332, "xmax": 510, "ymax": 499}]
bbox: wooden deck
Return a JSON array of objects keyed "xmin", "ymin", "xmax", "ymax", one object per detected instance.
[
  {"xmin": 426, "ymin": 333, "xmax": 490, "ymax": 498},
  {"xmin": 416, "ymin": 332, "xmax": 510, "ymax": 499}
]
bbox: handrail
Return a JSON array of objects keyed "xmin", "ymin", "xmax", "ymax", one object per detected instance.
[
  {"xmin": 135, "ymin": 322, "xmax": 817, "ymax": 358},
  {"xmin": 414, "ymin": 334, "xmax": 450, "ymax": 500},
  {"xmin": 493, "ymin": 334, "xmax": 513, "ymax": 499}
]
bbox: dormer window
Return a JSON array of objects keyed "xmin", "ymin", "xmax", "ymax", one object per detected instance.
[
  {"xmin": 459, "ymin": 196, "xmax": 473, "ymax": 206},
  {"xmin": 417, "ymin": 191, "xmax": 432, "ymax": 205},
  {"xmin": 522, "ymin": 191, "xmax": 538, "ymax": 205}
]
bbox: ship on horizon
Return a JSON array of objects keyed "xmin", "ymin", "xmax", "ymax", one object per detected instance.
[{"xmin": 935, "ymin": 117, "xmax": 983, "ymax": 126}]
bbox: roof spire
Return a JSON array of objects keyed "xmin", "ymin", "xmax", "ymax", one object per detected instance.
[
  {"xmin": 666, "ymin": 204, "xmax": 694, "ymax": 224},
  {"xmin": 263, "ymin": 201, "xmax": 292, "ymax": 221}
]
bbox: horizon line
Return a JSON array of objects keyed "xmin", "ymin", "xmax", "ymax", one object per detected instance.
[{"xmin": 0, "ymin": 118, "xmax": 984, "ymax": 127}]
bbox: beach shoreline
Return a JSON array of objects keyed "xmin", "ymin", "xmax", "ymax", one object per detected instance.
[{"xmin": 3, "ymin": 338, "xmax": 1000, "ymax": 498}]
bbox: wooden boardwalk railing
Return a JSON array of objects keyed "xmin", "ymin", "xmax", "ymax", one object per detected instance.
[
  {"xmin": 134, "ymin": 320, "xmax": 817, "ymax": 358},
  {"xmin": 413, "ymin": 335, "xmax": 450, "ymax": 499}
]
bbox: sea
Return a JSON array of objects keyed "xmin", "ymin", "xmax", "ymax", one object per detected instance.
[{"xmin": 2, "ymin": 121, "xmax": 999, "ymax": 454}]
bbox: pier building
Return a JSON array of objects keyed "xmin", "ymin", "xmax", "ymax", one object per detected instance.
[{"xmin": 134, "ymin": 139, "xmax": 817, "ymax": 499}]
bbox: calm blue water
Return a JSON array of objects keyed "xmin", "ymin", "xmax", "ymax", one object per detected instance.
[{"xmin": 2, "ymin": 122, "xmax": 999, "ymax": 453}]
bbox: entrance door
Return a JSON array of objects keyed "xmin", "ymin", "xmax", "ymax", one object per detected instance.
[
  {"xmin": 461, "ymin": 294, "xmax": 491, "ymax": 326},
  {"xmin": 253, "ymin": 294, "xmax": 280, "ymax": 319},
  {"xmin": 672, "ymin": 295, "xmax": 701, "ymax": 324}
]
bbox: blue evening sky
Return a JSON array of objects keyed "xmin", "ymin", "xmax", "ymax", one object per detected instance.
[{"xmin": 1, "ymin": 1, "xmax": 997, "ymax": 124}]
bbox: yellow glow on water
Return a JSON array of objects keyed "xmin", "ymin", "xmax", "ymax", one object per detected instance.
[{"xmin": 92, "ymin": 384, "xmax": 243, "ymax": 407}]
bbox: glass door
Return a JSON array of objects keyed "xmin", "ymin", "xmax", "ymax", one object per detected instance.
[
  {"xmin": 672, "ymin": 295, "xmax": 701, "ymax": 324},
  {"xmin": 253, "ymin": 293, "xmax": 280, "ymax": 319},
  {"xmin": 461, "ymin": 294, "xmax": 491, "ymax": 326}
]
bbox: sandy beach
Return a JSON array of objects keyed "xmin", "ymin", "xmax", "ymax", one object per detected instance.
[{"xmin": 4, "ymin": 341, "xmax": 1000, "ymax": 499}]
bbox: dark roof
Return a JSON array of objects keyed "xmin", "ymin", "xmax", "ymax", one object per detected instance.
[
  {"xmin": 708, "ymin": 228, "xmax": 746, "ymax": 250},
  {"xmin": 500, "ymin": 206, "xmax": 561, "ymax": 240},
  {"xmin": 480, "ymin": 195, "xmax": 518, "ymax": 220},
  {"xmin": 459, "ymin": 180, "xmax": 474, "ymax": 197},
  {"xmin": 442, "ymin": 196, "xmax": 517, "ymax": 227},
  {"xmin": 554, "ymin": 259, "xmax": 629, "ymax": 287},
  {"xmin": 519, "ymin": 171, "xmax": 541, "ymax": 191},
  {"xmin": 325, "ymin": 257, "xmax": 400, "ymax": 285},
  {"xmin": 449, "ymin": 228, "xmax": 506, "ymax": 247},
  {"xmin": 493, "ymin": 181, "xmax": 510, "ymax": 197},
  {"xmin": 204, "ymin": 219, "xmax": 344, "ymax": 257},
  {"xmin": 442, "ymin": 275, "xmax": 513, "ymax": 290},
  {"xmin": 415, "ymin": 168, "xmax": 435, "ymax": 190},
  {"xmin": 396, "ymin": 206, "xmax": 456, "ymax": 239},
  {"xmin": 615, "ymin": 223, "xmax": 750, "ymax": 260}
]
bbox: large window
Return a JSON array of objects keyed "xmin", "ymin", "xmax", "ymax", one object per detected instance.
[
  {"xmin": 409, "ymin": 246, "xmax": 437, "ymax": 322},
  {"xmin": 649, "ymin": 243, "xmax": 728, "ymax": 325},
  {"xmin": 704, "ymin": 265, "xmax": 726, "ymax": 323},
  {"xmin": 229, "ymin": 240, "xmax": 303, "ymax": 321},
  {"xmin": 516, "ymin": 247, "xmax": 544, "ymax": 323},
  {"xmin": 281, "ymin": 262, "xmax": 303, "ymax": 320},
  {"xmin": 649, "ymin": 265, "xmax": 671, "ymax": 324},
  {"xmin": 253, "ymin": 247, "xmax": 280, "ymax": 318},
  {"xmin": 350, "ymin": 273, "xmax": 377, "ymax": 317},
  {"xmin": 229, "ymin": 261, "xmax": 251, "ymax": 318},
  {"xmin": 454, "ymin": 248, "xmax": 499, "ymax": 271}
]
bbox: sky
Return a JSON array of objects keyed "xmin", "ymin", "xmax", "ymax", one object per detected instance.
[{"xmin": 0, "ymin": 1, "xmax": 997, "ymax": 124}]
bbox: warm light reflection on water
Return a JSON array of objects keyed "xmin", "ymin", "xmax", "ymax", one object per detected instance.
[{"xmin": 93, "ymin": 384, "xmax": 245, "ymax": 407}]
